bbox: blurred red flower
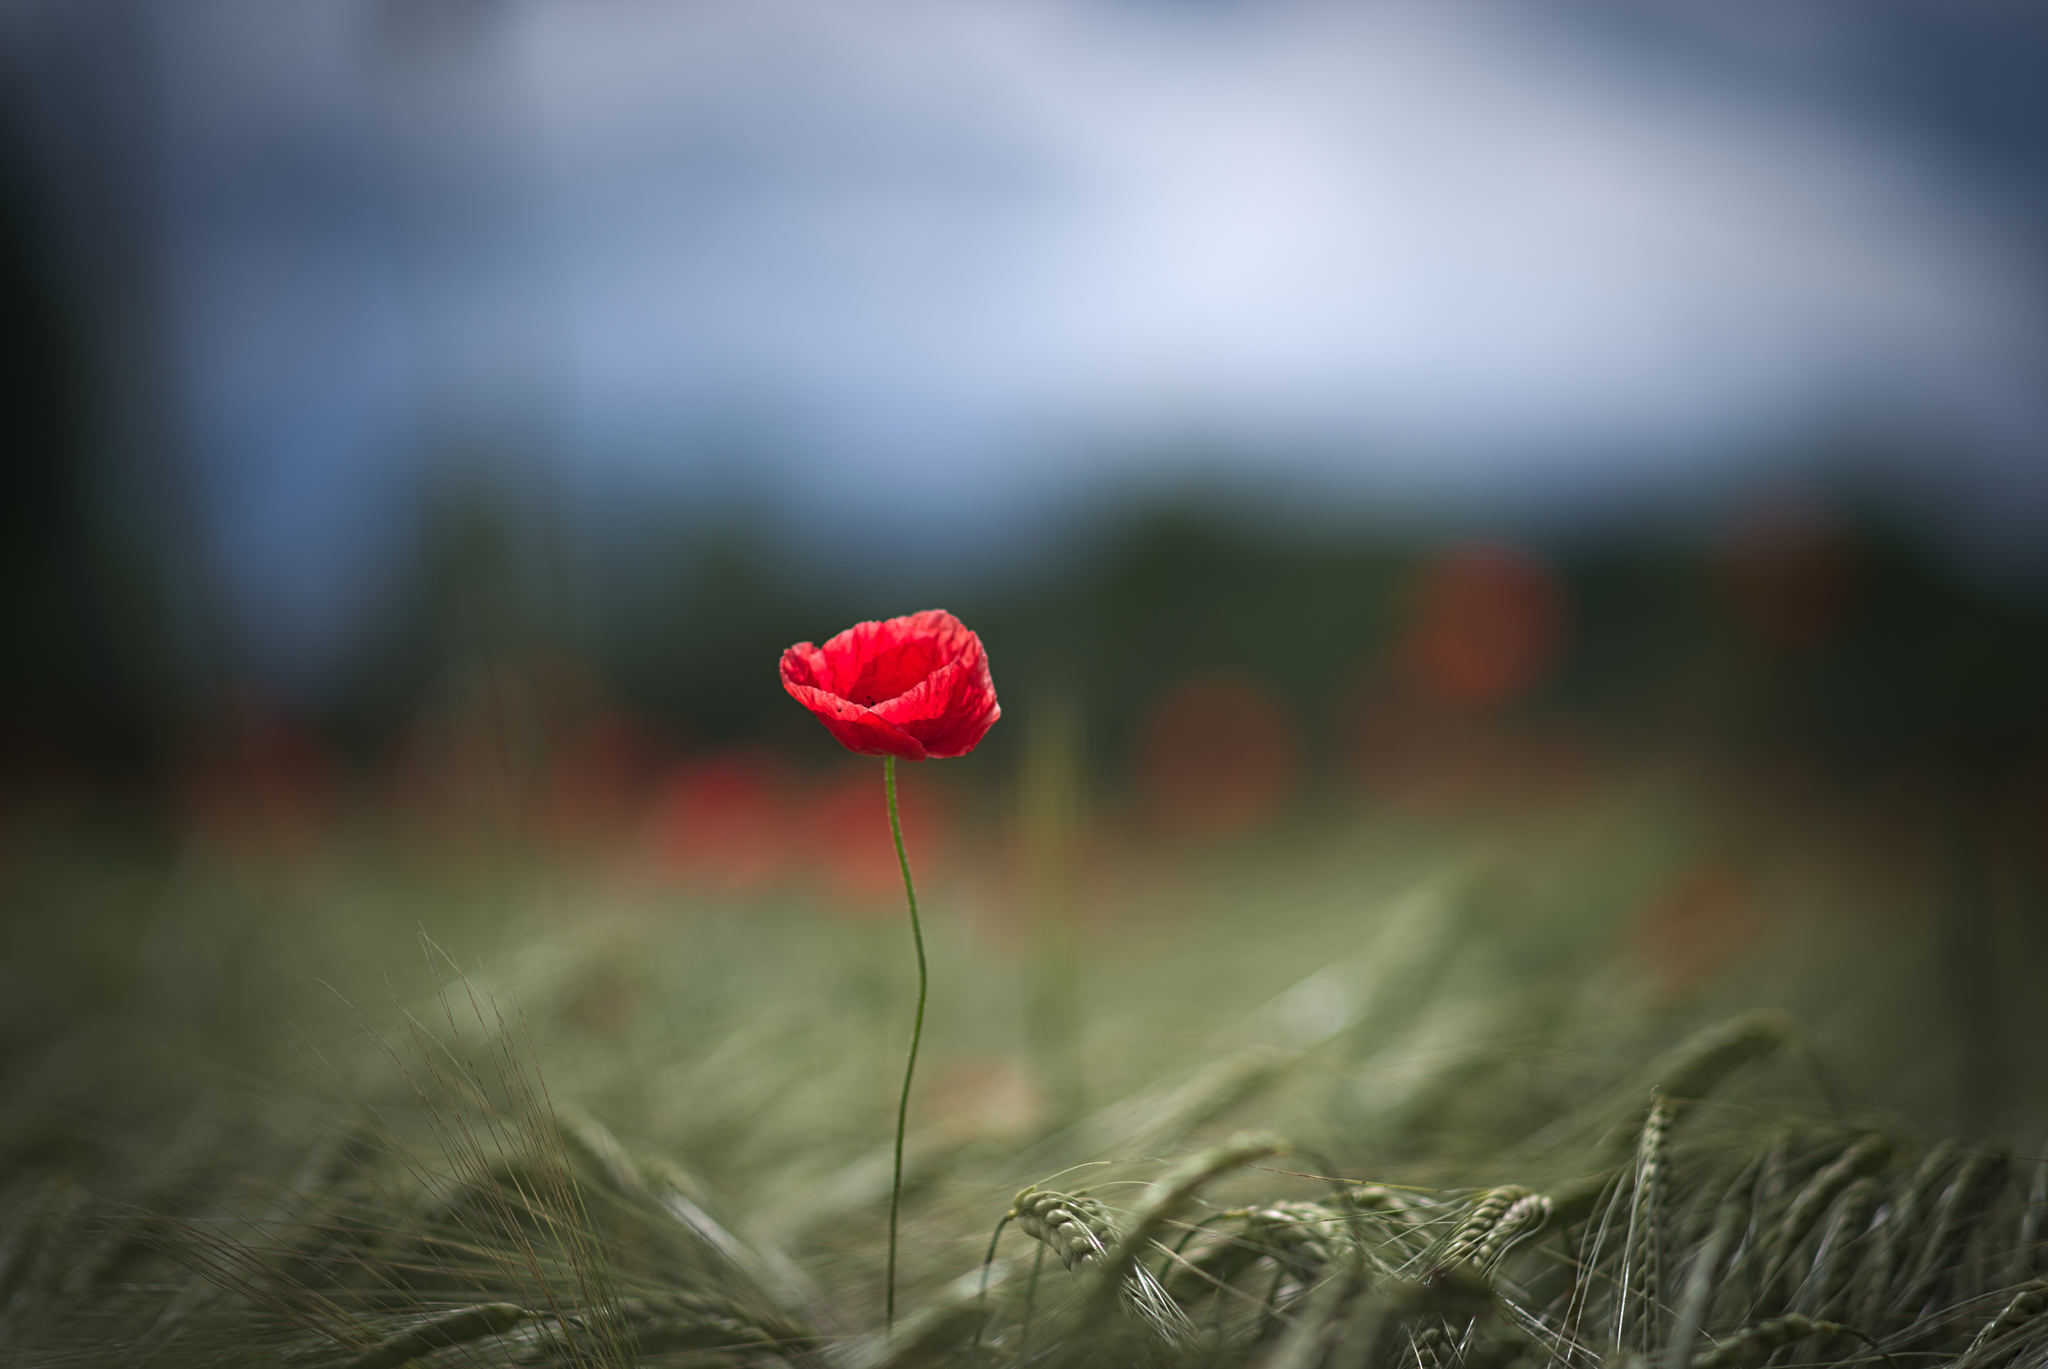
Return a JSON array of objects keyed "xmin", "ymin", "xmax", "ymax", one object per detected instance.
[
  {"xmin": 180, "ymin": 690, "xmax": 336, "ymax": 864},
  {"xmin": 780, "ymin": 609, "xmax": 1000, "ymax": 761},
  {"xmin": 807, "ymin": 765, "xmax": 951, "ymax": 908},
  {"xmin": 645, "ymin": 750, "xmax": 794, "ymax": 892},
  {"xmin": 1135, "ymin": 672, "xmax": 1297, "ymax": 837},
  {"xmin": 545, "ymin": 710, "xmax": 662, "ymax": 848},
  {"xmin": 1405, "ymin": 542, "xmax": 1566, "ymax": 709}
]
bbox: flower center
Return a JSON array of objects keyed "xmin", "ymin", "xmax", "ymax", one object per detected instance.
[{"xmin": 841, "ymin": 639, "xmax": 949, "ymax": 706}]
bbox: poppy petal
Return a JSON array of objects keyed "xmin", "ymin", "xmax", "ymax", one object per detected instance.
[
  {"xmin": 872, "ymin": 646, "xmax": 1000, "ymax": 758},
  {"xmin": 780, "ymin": 681, "xmax": 930, "ymax": 760},
  {"xmin": 813, "ymin": 610, "xmax": 975, "ymax": 704},
  {"xmin": 780, "ymin": 641, "xmax": 832, "ymax": 691}
]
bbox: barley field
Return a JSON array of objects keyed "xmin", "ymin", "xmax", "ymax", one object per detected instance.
[{"xmin": 4, "ymin": 734, "xmax": 2044, "ymax": 1369}]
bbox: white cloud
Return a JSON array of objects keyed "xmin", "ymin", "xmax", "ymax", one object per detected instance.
[
  {"xmin": 456, "ymin": 0, "xmax": 2044, "ymax": 499},
  {"xmin": 103, "ymin": 0, "xmax": 2048, "ymax": 651}
]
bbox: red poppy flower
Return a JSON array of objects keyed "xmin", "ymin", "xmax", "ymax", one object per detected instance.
[{"xmin": 780, "ymin": 609, "xmax": 1000, "ymax": 761}]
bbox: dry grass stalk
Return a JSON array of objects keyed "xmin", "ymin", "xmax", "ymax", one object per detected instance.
[
  {"xmin": 1663, "ymin": 1200, "xmax": 1742, "ymax": 1369},
  {"xmin": 1157, "ymin": 1200, "xmax": 1351, "ymax": 1310},
  {"xmin": 1622, "ymin": 1095, "xmax": 1672, "ymax": 1355},
  {"xmin": 1259, "ymin": 1264, "xmax": 1364, "ymax": 1369},
  {"xmin": 1795, "ymin": 1176, "xmax": 1878, "ymax": 1319},
  {"xmin": 1243, "ymin": 1201, "xmax": 1343, "ymax": 1279},
  {"xmin": 1962, "ymin": 1279, "xmax": 2048, "ymax": 1360},
  {"xmin": 1690, "ymin": 1313, "xmax": 1845, "ymax": 1369},
  {"xmin": 341, "ymin": 1301, "xmax": 526, "ymax": 1369},
  {"xmin": 1761, "ymin": 1133, "xmax": 1889, "ymax": 1298},
  {"xmin": 1475, "ymin": 1193, "xmax": 1551, "ymax": 1271},
  {"xmin": 1858, "ymin": 1140, "xmax": 1957, "ymax": 1327},
  {"xmin": 1082, "ymin": 1134, "xmax": 1286, "ymax": 1341},
  {"xmin": 1569, "ymin": 1013, "xmax": 1790, "ymax": 1165},
  {"xmin": 1894, "ymin": 1147, "xmax": 2010, "ymax": 1319},
  {"xmin": 1436, "ymin": 1187, "xmax": 1539, "ymax": 1274},
  {"xmin": 2009, "ymin": 1141, "xmax": 2047, "ymax": 1284},
  {"xmin": 1008, "ymin": 1188, "xmax": 1117, "ymax": 1275},
  {"xmin": 1098, "ymin": 1133, "xmax": 1291, "ymax": 1295}
]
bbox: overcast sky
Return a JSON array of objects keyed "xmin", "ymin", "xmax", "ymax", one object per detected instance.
[{"xmin": 7, "ymin": 0, "xmax": 2047, "ymax": 692}]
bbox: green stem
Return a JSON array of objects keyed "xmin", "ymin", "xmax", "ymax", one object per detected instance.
[{"xmin": 883, "ymin": 754, "xmax": 927, "ymax": 1335}]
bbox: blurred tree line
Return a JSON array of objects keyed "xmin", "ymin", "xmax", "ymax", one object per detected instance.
[{"xmin": 5, "ymin": 160, "xmax": 2048, "ymax": 818}]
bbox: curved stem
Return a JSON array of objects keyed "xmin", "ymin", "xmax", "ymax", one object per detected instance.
[{"xmin": 883, "ymin": 754, "xmax": 927, "ymax": 1335}]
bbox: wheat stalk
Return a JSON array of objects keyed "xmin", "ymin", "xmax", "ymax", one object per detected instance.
[{"xmin": 1691, "ymin": 1313, "xmax": 1847, "ymax": 1369}]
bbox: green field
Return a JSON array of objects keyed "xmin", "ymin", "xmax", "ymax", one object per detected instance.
[{"xmin": 4, "ymin": 749, "xmax": 2043, "ymax": 1369}]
